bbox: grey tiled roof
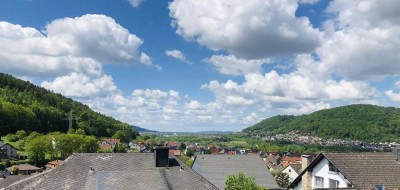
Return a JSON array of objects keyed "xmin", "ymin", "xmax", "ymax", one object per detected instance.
[
  {"xmin": 0, "ymin": 175, "xmax": 30, "ymax": 188},
  {"xmin": 192, "ymin": 154, "xmax": 280, "ymax": 190},
  {"xmin": 5, "ymin": 153, "xmax": 218, "ymax": 190},
  {"xmin": 324, "ymin": 152, "xmax": 400, "ymax": 189}
]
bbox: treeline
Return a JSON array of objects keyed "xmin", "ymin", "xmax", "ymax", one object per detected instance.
[
  {"xmin": 244, "ymin": 104, "xmax": 400, "ymax": 143},
  {"xmin": 0, "ymin": 73, "xmax": 138, "ymax": 138}
]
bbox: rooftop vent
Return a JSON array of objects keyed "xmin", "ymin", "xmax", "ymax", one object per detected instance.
[{"xmin": 154, "ymin": 147, "xmax": 169, "ymax": 167}]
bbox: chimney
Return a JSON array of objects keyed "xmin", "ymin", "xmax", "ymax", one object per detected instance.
[
  {"xmin": 391, "ymin": 146, "xmax": 400, "ymax": 161},
  {"xmin": 154, "ymin": 147, "xmax": 169, "ymax": 167},
  {"xmin": 301, "ymin": 155, "xmax": 312, "ymax": 190}
]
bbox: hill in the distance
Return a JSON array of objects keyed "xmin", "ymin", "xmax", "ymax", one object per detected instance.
[
  {"xmin": 0, "ymin": 73, "xmax": 138, "ymax": 137},
  {"xmin": 243, "ymin": 104, "xmax": 400, "ymax": 143},
  {"xmin": 131, "ymin": 125, "xmax": 157, "ymax": 133}
]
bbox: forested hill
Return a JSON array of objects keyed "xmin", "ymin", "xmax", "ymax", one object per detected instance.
[
  {"xmin": 0, "ymin": 73, "xmax": 138, "ymax": 137},
  {"xmin": 243, "ymin": 104, "xmax": 400, "ymax": 143}
]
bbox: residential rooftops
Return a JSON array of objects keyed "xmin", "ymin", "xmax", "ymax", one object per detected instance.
[{"xmin": 5, "ymin": 153, "xmax": 218, "ymax": 190}]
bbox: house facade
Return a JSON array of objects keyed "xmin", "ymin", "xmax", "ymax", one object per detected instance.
[
  {"xmin": 281, "ymin": 164, "xmax": 301, "ymax": 183},
  {"xmin": 291, "ymin": 157, "xmax": 350, "ymax": 190},
  {"xmin": 0, "ymin": 142, "xmax": 17, "ymax": 158},
  {"xmin": 289, "ymin": 152, "xmax": 400, "ymax": 189}
]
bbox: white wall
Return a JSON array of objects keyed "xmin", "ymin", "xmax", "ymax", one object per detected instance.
[
  {"xmin": 281, "ymin": 166, "xmax": 299, "ymax": 183},
  {"xmin": 312, "ymin": 158, "xmax": 350, "ymax": 188}
]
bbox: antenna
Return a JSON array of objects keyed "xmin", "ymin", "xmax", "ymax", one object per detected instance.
[{"xmin": 63, "ymin": 110, "xmax": 76, "ymax": 130}]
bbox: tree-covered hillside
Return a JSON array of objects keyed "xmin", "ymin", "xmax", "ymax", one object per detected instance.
[
  {"xmin": 243, "ymin": 104, "xmax": 400, "ymax": 142},
  {"xmin": 0, "ymin": 73, "xmax": 138, "ymax": 138}
]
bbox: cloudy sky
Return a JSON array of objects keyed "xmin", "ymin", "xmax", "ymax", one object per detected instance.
[{"xmin": 0, "ymin": 0, "xmax": 399, "ymax": 132}]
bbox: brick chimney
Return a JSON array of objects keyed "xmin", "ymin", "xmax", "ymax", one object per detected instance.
[
  {"xmin": 301, "ymin": 155, "xmax": 312, "ymax": 190},
  {"xmin": 154, "ymin": 147, "xmax": 169, "ymax": 167}
]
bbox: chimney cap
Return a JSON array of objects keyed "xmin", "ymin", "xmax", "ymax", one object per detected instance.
[{"xmin": 301, "ymin": 154, "xmax": 310, "ymax": 158}]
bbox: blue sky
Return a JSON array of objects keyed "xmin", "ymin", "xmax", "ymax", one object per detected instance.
[{"xmin": 1, "ymin": 0, "xmax": 400, "ymax": 132}]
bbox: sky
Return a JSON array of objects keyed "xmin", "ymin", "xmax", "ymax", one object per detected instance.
[{"xmin": 0, "ymin": 0, "xmax": 400, "ymax": 132}]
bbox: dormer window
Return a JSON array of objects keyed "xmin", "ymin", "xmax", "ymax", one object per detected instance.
[{"xmin": 329, "ymin": 162, "xmax": 339, "ymax": 173}]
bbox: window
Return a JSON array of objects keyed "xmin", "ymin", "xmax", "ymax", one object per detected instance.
[
  {"xmin": 329, "ymin": 179, "xmax": 339, "ymax": 188},
  {"xmin": 329, "ymin": 162, "xmax": 339, "ymax": 173},
  {"xmin": 315, "ymin": 176, "xmax": 324, "ymax": 187},
  {"xmin": 289, "ymin": 169, "xmax": 291, "ymax": 173}
]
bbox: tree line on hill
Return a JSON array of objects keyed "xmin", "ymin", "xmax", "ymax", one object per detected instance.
[
  {"xmin": 0, "ymin": 73, "xmax": 138, "ymax": 138},
  {"xmin": 243, "ymin": 104, "xmax": 400, "ymax": 143}
]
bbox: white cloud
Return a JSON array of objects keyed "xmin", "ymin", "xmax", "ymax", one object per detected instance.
[
  {"xmin": 169, "ymin": 0, "xmax": 322, "ymax": 59},
  {"xmin": 128, "ymin": 0, "xmax": 143, "ymax": 8},
  {"xmin": 386, "ymin": 90, "xmax": 400, "ymax": 102},
  {"xmin": 41, "ymin": 73, "xmax": 118, "ymax": 98},
  {"xmin": 206, "ymin": 55, "xmax": 269, "ymax": 76},
  {"xmin": 314, "ymin": 0, "xmax": 400, "ymax": 80},
  {"xmin": 282, "ymin": 102, "xmax": 330, "ymax": 115},
  {"xmin": 165, "ymin": 49, "xmax": 191, "ymax": 64},
  {"xmin": 0, "ymin": 14, "xmax": 151, "ymax": 78}
]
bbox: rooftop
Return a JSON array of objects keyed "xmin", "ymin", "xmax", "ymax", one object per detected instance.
[
  {"xmin": 5, "ymin": 153, "xmax": 218, "ymax": 190},
  {"xmin": 324, "ymin": 152, "xmax": 400, "ymax": 189},
  {"xmin": 192, "ymin": 154, "xmax": 280, "ymax": 190}
]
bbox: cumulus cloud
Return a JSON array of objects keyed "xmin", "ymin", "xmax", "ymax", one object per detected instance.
[
  {"xmin": 169, "ymin": 0, "xmax": 322, "ymax": 59},
  {"xmin": 0, "ymin": 14, "xmax": 151, "ymax": 78},
  {"xmin": 165, "ymin": 49, "xmax": 191, "ymax": 64},
  {"xmin": 206, "ymin": 55, "xmax": 269, "ymax": 76},
  {"xmin": 41, "ymin": 73, "xmax": 118, "ymax": 98},
  {"xmin": 385, "ymin": 81, "xmax": 400, "ymax": 102},
  {"xmin": 282, "ymin": 102, "xmax": 330, "ymax": 115},
  {"xmin": 315, "ymin": 0, "xmax": 400, "ymax": 80}
]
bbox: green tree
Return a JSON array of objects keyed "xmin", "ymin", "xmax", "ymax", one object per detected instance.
[
  {"xmin": 56, "ymin": 134, "xmax": 84, "ymax": 158},
  {"xmin": 10, "ymin": 165, "xmax": 19, "ymax": 175},
  {"xmin": 112, "ymin": 130, "xmax": 130, "ymax": 143},
  {"xmin": 75, "ymin": 128, "xmax": 86, "ymax": 135},
  {"xmin": 25, "ymin": 135, "xmax": 51, "ymax": 166},
  {"xmin": 67, "ymin": 128, "xmax": 75, "ymax": 134},
  {"xmin": 275, "ymin": 172, "xmax": 290, "ymax": 188},
  {"xmin": 186, "ymin": 149, "xmax": 194, "ymax": 157},
  {"xmin": 80, "ymin": 136, "xmax": 98, "ymax": 153},
  {"xmin": 225, "ymin": 172, "xmax": 266, "ymax": 190},
  {"xmin": 15, "ymin": 130, "xmax": 27, "ymax": 139},
  {"xmin": 115, "ymin": 143, "xmax": 128, "ymax": 153}
]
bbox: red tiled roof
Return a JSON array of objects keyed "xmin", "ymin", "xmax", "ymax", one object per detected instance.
[
  {"xmin": 103, "ymin": 138, "xmax": 120, "ymax": 144},
  {"xmin": 169, "ymin": 150, "xmax": 181, "ymax": 156},
  {"xmin": 99, "ymin": 144, "xmax": 113, "ymax": 150},
  {"xmin": 282, "ymin": 156, "xmax": 301, "ymax": 163}
]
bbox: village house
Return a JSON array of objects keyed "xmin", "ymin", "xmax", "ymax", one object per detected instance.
[
  {"xmin": 281, "ymin": 155, "xmax": 302, "ymax": 167},
  {"xmin": 0, "ymin": 142, "xmax": 17, "ymax": 159},
  {"xmin": 99, "ymin": 138, "xmax": 120, "ymax": 151},
  {"xmin": 164, "ymin": 141, "xmax": 179, "ymax": 149},
  {"xmin": 288, "ymin": 151, "xmax": 400, "ymax": 189},
  {"xmin": 7, "ymin": 164, "xmax": 41, "ymax": 175},
  {"xmin": 5, "ymin": 147, "xmax": 218, "ymax": 190},
  {"xmin": 280, "ymin": 164, "xmax": 302, "ymax": 183},
  {"xmin": 208, "ymin": 145, "xmax": 219, "ymax": 155}
]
